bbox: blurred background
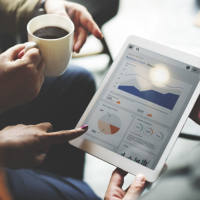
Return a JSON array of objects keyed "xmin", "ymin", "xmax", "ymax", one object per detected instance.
[
  {"xmin": 71, "ymin": 0, "xmax": 200, "ymax": 198},
  {"xmin": 1, "ymin": 0, "xmax": 200, "ymax": 198}
]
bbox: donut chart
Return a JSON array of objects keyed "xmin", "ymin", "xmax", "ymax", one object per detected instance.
[{"xmin": 98, "ymin": 113, "xmax": 121, "ymax": 135}]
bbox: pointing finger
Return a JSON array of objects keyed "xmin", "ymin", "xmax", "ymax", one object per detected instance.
[{"xmin": 45, "ymin": 125, "xmax": 88, "ymax": 144}]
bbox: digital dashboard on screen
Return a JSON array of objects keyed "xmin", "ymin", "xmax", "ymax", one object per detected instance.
[{"xmin": 81, "ymin": 43, "xmax": 200, "ymax": 169}]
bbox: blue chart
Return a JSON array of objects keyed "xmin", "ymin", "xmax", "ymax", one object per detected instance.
[{"xmin": 118, "ymin": 85, "xmax": 180, "ymax": 110}]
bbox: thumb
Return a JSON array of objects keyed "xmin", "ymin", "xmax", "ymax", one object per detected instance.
[
  {"xmin": 123, "ymin": 174, "xmax": 146, "ymax": 200},
  {"xmin": 44, "ymin": 125, "xmax": 88, "ymax": 144}
]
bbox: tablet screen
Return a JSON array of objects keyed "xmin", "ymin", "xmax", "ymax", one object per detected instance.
[{"xmin": 82, "ymin": 44, "xmax": 200, "ymax": 169}]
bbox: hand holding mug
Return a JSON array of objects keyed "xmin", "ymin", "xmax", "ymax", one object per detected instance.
[
  {"xmin": 0, "ymin": 44, "xmax": 45, "ymax": 111},
  {"xmin": 44, "ymin": 0, "xmax": 103, "ymax": 52}
]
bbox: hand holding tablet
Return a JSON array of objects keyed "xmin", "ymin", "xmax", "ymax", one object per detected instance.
[{"xmin": 70, "ymin": 35, "xmax": 200, "ymax": 182}]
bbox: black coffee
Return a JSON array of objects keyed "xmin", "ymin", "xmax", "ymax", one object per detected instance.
[{"xmin": 33, "ymin": 26, "xmax": 69, "ymax": 39}]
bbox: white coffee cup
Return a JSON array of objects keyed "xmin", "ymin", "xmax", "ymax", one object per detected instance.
[{"xmin": 27, "ymin": 14, "xmax": 74, "ymax": 77}]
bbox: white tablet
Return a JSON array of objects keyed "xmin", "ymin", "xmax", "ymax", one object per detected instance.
[{"xmin": 70, "ymin": 35, "xmax": 200, "ymax": 182}]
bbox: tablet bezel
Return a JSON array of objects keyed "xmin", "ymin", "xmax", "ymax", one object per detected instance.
[{"xmin": 70, "ymin": 35, "xmax": 200, "ymax": 182}]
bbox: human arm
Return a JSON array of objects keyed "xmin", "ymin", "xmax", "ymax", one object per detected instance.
[
  {"xmin": 105, "ymin": 168, "xmax": 146, "ymax": 200},
  {"xmin": 0, "ymin": 122, "xmax": 88, "ymax": 168},
  {"xmin": 43, "ymin": 0, "xmax": 103, "ymax": 52},
  {"xmin": 0, "ymin": 0, "xmax": 103, "ymax": 52},
  {"xmin": 0, "ymin": 0, "xmax": 39, "ymax": 35},
  {"xmin": 0, "ymin": 43, "xmax": 45, "ymax": 111}
]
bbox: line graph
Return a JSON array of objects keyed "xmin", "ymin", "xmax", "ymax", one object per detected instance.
[
  {"xmin": 118, "ymin": 85, "xmax": 179, "ymax": 110},
  {"xmin": 117, "ymin": 74, "xmax": 182, "ymax": 110}
]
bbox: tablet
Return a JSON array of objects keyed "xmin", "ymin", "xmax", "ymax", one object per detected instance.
[{"xmin": 70, "ymin": 35, "xmax": 200, "ymax": 182}]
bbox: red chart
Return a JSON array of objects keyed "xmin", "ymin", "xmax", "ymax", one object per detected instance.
[{"xmin": 98, "ymin": 113, "xmax": 121, "ymax": 135}]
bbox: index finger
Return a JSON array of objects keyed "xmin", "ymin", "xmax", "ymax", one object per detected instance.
[
  {"xmin": 5, "ymin": 44, "xmax": 25, "ymax": 60},
  {"xmin": 18, "ymin": 42, "xmax": 38, "ymax": 59},
  {"xmin": 79, "ymin": 11, "xmax": 103, "ymax": 39},
  {"xmin": 44, "ymin": 126, "xmax": 88, "ymax": 144}
]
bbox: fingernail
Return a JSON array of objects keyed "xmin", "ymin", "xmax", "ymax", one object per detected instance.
[
  {"xmin": 74, "ymin": 45, "xmax": 80, "ymax": 53},
  {"xmin": 100, "ymin": 32, "xmax": 104, "ymax": 39},
  {"xmin": 73, "ymin": 46, "xmax": 79, "ymax": 53},
  {"xmin": 17, "ymin": 50, "xmax": 25, "ymax": 59},
  {"xmin": 80, "ymin": 124, "xmax": 88, "ymax": 130}
]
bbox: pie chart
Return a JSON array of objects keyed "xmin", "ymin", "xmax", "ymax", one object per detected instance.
[{"xmin": 98, "ymin": 113, "xmax": 121, "ymax": 135}]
